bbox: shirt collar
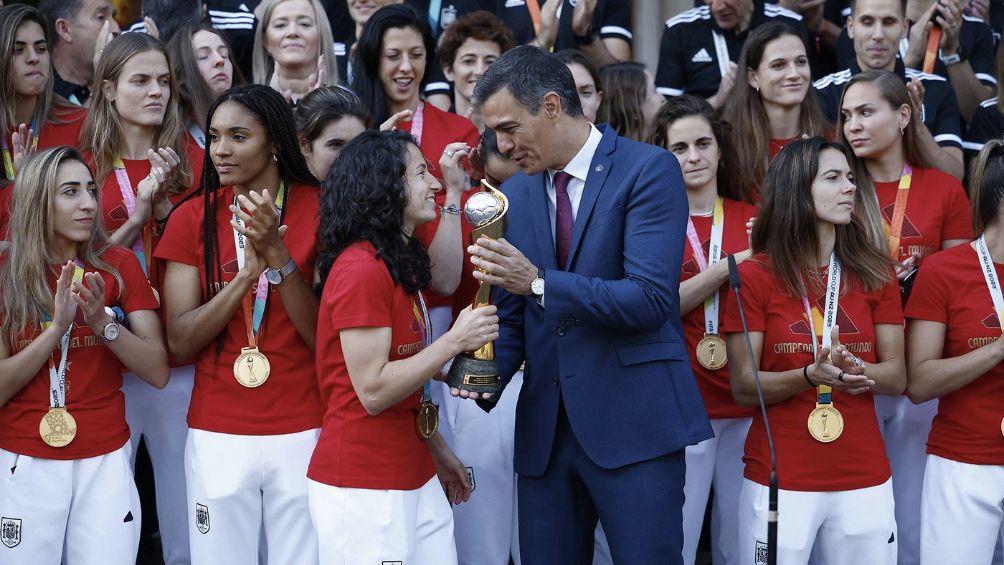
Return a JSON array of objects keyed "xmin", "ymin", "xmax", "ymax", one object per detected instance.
[{"xmin": 548, "ymin": 123, "xmax": 603, "ymax": 184}]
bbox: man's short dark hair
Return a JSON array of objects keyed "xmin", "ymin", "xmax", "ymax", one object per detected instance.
[
  {"xmin": 849, "ymin": 0, "xmax": 906, "ymax": 17},
  {"xmin": 471, "ymin": 45, "xmax": 583, "ymax": 118},
  {"xmin": 140, "ymin": 0, "xmax": 203, "ymax": 43},
  {"xmin": 38, "ymin": 0, "xmax": 84, "ymax": 47}
]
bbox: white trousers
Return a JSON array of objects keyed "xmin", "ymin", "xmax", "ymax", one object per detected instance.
[
  {"xmin": 683, "ymin": 417, "xmax": 752, "ymax": 565},
  {"xmin": 308, "ymin": 475, "xmax": 458, "ymax": 565},
  {"xmin": 185, "ymin": 428, "xmax": 319, "ymax": 565},
  {"xmin": 738, "ymin": 478, "xmax": 897, "ymax": 565},
  {"xmin": 921, "ymin": 454, "xmax": 1004, "ymax": 564},
  {"xmin": 875, "ymin": 395, "xmax": 937, "ymax": 565},
  {"xmin": 431, "ymin": 305, "xmax": 522, "ymax": 565},
  {"xmin": 0, "ymin": 444, "xmax": 141, "ymax": 565},
  {"xmin": 123, "ymin": 365, "xmax": 194, "ymax": 565}
]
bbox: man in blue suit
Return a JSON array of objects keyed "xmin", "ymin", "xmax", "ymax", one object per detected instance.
[{"xmin": 458, "ymin": 45, "xmax": 714, "ymax": 564}]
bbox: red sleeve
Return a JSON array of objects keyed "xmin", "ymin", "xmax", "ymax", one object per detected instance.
[
  {"xmin": 720, "ymin": 259, "xmax": 767, "ymax": 334},
  {"xmin": 110, "ymin": 247, "xmax": 159, "ymax": 312},
  {"xmin": 0, "ymin": 183, "xmax": 11, "ymax": 240},
  {"xmin": 904, "ymin": 255, "xmax": 949, "ymax": 323},
  {"xmin": 326, "ymin": 254, "xmax": 395, "ymax": 331},
  {"xmin": 872, "ymin": 277, "xmax": 904, "ymax": 325},
  {"xmin": 153, "ymin": 198, "xmax": 200, "ymax": 266},
  {"xmin": 941, "ymin": 186, "xmax": 973, "ymax": 242}
]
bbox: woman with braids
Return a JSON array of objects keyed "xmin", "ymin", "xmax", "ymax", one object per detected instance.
[
  {"xmin": 905, "ymin": 139, "xmax": 1004, "ymax": 564},
  {"xmin": 309, "ymin": 128, "xmax": 497, "ymax": 565},
  {"xmin": 78, "ymin": 31, "xmax": 202, "ymax": 565},
  {"xmin": 0, "ymin": 146, "xmax": 166, "ymax": 563},
  {"xmin": 835, "ymin": 69, "xmax": 970, "ymax": 564},
  {"xmin": 154, "ymin": 84, "xmax": 322, "ymax": 564},
  {"xmin": 167, "ymin": 22, "xmax": 247, "ymax": 151},
  {"xmin": 723, "ymin": 22, "xmax": 831, "ymax": 196},
  {"xmin": 294, "ymin": 85, "xmax": 370, "ymax": 180},
  {"xmin": 648, "ymin": 94, "xmax": 758, "ymax": 565},
  {"xmin": 721, "ymin": 137, "xmax": 905, "ymax": 564}
]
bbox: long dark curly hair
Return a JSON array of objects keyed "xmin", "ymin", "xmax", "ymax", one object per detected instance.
[{"xmin": 316, "ymin": 129, "xmax": 431, "ymax": 295}]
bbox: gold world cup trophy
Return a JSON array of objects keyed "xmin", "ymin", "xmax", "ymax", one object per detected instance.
[{"xmin": 447, "ymin": 179, "xmax": 509, "ymax": 395}]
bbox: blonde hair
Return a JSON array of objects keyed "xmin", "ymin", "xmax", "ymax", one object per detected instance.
[
  {"xmin": 0, "ymin": 147, "xmax": 122, "ymax": 345},
  {"xmin": 252, "ymin": 0, "xmax": 339, "ymax": 88},
  {"xmin": 78, "ymin": 33, "xmax": 192, "ymax": 194}
]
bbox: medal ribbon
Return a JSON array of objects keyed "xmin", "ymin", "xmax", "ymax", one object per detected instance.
[
  {"xmin": 232, "ymin": 181, "xmax": 288, "ymax": 336},
  {"xmin": 112, "ymin": 156, "xmax": 153, "ymax": 277},
  {"xmin": 188, "ymin": 124, "xmax": 206, "ymax": 149},
  {"xmin": 2, "ymin": 120, "xmax": 39, "ymax": 179},
  {"xmin": 525, "ymin": 0, "xmax": 543, "ymax": 36},
  {"xmin": 416, "ymin": 290, "xmax": 433, "ymax": 404},
  {"xmin": 409, "ymin": 101, "xmax": 425, "ymax": 147},
  {"xmin": 685, "ymin": 197, "xmax": 725, "ymax": 336},
  {"xmin": 887, "ymin": 164, "xmax": 913, "ymax": 258},
  {"xmin": 428, "ymin": 0, "xmax": 442, "ymax": 31},
  {"xmin": 712, "ymin": 31, "xmax": 731, "ymax": 78},
  {"xmin": 42, "ymin": 262, "xmax": 85, "ymax": 410},
  {"xmin": 801, "ymin": 252, "xmax": 841, "ymax": 405},
  {"xmin": 923, "ymin": 27, "xmax": 941, "ymax": 75},
  {"xmin": 976, "ymin": 235, "xmax": 1004, "ymax": 331}
]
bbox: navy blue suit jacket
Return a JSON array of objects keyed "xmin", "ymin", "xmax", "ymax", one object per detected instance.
[{"xmin": 489, "ymin": 126, "xmax": 714, "ymax": 477}]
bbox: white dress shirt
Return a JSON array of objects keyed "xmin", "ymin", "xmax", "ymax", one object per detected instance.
[{"xmin": 544, "ymin": 123, "xmax": 604, "ymax": 241}]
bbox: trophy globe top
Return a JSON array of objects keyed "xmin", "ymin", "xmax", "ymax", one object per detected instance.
[{"xmin": 465, "ymin": 191, "xmax": 504, "ymax": 227}]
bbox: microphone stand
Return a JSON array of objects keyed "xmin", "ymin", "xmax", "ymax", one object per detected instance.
[{"xmin": 728, "ymin": 255, "xmax": 778, "ymax": 565}]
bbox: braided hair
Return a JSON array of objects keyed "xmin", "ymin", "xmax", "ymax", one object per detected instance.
[
  {"xmin": 316, "ymin": 129, "xmax": 431, "ymax": 295},
  {"xmin": 198, "ymin": 84, "xmax": 317, "ymax": 349}
]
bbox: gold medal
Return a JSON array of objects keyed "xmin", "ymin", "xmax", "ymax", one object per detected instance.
[
  {"xmin": 807, "ymin": 403, "xmax": 844, "ymax": 443},
  {"xmin": 234, "ymin": 347, "xmax": 270, "ymax": 388},
  {"xmin": 416, "ymin": 401, "xmax": 438, "ymax": 440},
  {"xmin": 696, "ymin": 333, "xmax": 727, "ymax": 370},
  {"xmin": 39, "ymin": 407, "xmax": 77, "ymax": 448}
]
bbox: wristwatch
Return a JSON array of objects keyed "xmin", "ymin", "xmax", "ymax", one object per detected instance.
[
  {"xmin": 574, "ymin": 25, "xmax": 598, "ymax": 46},
  {"xmin": 100, "ymin": 320, "xmax": 119, "ymax": 342},
  {"xmin": 940, "ymin": 49, "xmax": 964, "ymax": 66},
  {"xmin": 530, "ymin": 268, "xmax": 545, "ymax": 298},
  {"xmin": 265, "ymin": 258, "xmax": 298, "ymax": 285}
]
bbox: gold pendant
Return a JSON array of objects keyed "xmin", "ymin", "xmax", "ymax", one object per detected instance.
[
  {"xmin": 234, "ymin": 347, "xmax": 270, "ymax": 388},
  {"xmin": 696, "ymin": 333, "xmax": 727, "ymax": 370},
  {"xmin": 416, "ymin": 401, "xmax": 439, "ymax": 440},
  {"xmin": 807, "ymin": 403, "xmax": 844, "ymax": 443},
  {"xmin": 39, "ymin": 407, "xmax": 77, "ymax": 448}
]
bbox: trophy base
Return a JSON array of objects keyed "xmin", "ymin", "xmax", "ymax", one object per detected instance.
[{"xmin": 446, "ymin": 355, "xmax": 500, "ymax": 395}]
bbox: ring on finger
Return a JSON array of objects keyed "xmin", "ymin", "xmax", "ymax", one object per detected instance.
[
  {"xmin": 445, "ymin": 150, "xmax": 455, "ymax": 157},
  {"xmin": 837, "ymin": 371, "xmax": 845, "ymax": 382}
]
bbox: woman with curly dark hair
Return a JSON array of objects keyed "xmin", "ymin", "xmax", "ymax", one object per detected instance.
[
  {"xmin": 154, "ymin": 84, "xmax": 322, "ymax": 563},
  {"xmin": 648, "ymin": 94, "xmax": 757, "ymax": 565},
  {"xmin": 308, "ymin": 129, "xmax": 498, "ymax": 564},
  {"xmin": 437, "ymin": 10, "xmax": 514, "ymax": 130}
]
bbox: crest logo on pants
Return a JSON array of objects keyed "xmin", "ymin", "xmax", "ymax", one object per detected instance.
[
  {"xmin": 754, "ymin": 540, "xmax": 768, "ymax": 565},
  {"xmin": 466, "ymin": 466, "xmax": 476, "ymax": 493},
  {"xmin": 195, "ymin": 503, "xmax": 210, "ymax": 534},
  {"xmin": 1, "ymin": 517, "xmax": 21, "ymax": 548}
]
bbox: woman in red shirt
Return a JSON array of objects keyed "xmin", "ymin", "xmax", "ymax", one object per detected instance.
[
  {"xmin": 722, "ymin": 137, "xmax": 905, "ymax": 564},
  {"xmin": 0, "ymin": 146, "xmax": 166, "ymax": 563},
  {"xmin": 723, "ymin": 22, "xmax": 831, "ymax": 197},
  {"xmin": 155, "ymin": 84, "xmax": 322, "ymax": 564},
  {"xmin": 905, "ymin": 140, "xmax": 1004, "ymax": 563},
  {"xmin": 836, "ymin": 69, "xmax": 971, "ymax": 562},
  {"xmin": 309, "ymin": 129, "xmax": 497, "ymax": 565},
  {"xmin": 649, "ymin": 94, "xmax": 758, "ymax": 565}
]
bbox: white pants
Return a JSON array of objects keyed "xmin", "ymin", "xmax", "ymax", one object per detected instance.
[
  {"xmin": 431, "ymin": 305, "xmax": 521, "ymax": 565},
  {"xmin": 0, "ymin": 444, "xmax": 141, "ymax": 565},
  {"xmin": 682, "ymin": 417, "xmax": 752, "ymax": 565},
  {"xmin": 921, "ymin": 454, "xmax": 1004, "ymax": 564},
  {"xmin": 875, "ymin": 395, "xmax": 936, "ymax": 565},
  {"xmin": 308, "ymin": 475, "xmax": 458, "ymax": 565},
  {"xmin": 185, "ymin": 428, "xmax": 319, "ymax": 565},
  {"xmin": 123, "ymin": 366, "xmax": 193, "ymax": 565},
  {"xmin": 738, "ymin": 478, "xmax": 897, "ymax": 565}
]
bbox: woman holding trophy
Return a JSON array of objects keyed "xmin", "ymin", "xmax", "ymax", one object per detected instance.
[{"xmin": 308, "ymin": 129, "xmax": 498, "ymax": 565}]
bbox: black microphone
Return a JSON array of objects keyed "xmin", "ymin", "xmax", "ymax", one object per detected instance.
[{"xmin": 728, "ymin": 255, "xmax": 778, "ymax": 565}]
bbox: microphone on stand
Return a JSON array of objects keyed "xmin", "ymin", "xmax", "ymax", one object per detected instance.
[{"xmin": 728, "ymin": 255, "xmax": 778, "ymax": 565}]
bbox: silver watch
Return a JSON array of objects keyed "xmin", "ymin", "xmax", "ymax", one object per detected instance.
[
  {"xmin": 264, "ymin": 258, "xmax": 297, "ymax": 285},
  {"xmin": 530, "ymin": 273, "xmax": 545, "ymax": 297},
  {"xmin": 100, "ymin": 321, "xmax": 119, "ymax": 342}
]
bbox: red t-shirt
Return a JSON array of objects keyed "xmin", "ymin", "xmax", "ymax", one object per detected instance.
[
  {"xmin": 0, "ymin": 182, "xmax": 10, "ymax": 241},
  {"xmin": 904, "ymin": 243, "xmax": 1004, "ymax": 465},
  {"xmin": 308, "ymin": 242, "xmax": 437, "ymax": 490},
  {"xmin": 402, "ymin": 103, "xmax": 480, "ymax": 311},
  {"xmin": 769, "ymin": 137, "xmax": 799, "ymax": 161},
  {"xmin": 680, "ymin": 198, "xmax": 758, "ymax": 419},
  {"xmin": 0, "ymin": 246, "xmax": 158, "ymax": 459},
  {"xmin": 874, "ymin": 166, "xmax": 970, "ymax": 264},
  {"xmin": 720, "ymin": 255, "xmax": 903, "ymax": 491},
  {"xmin": 153, "ymin": 182, "xmax": 324, "ymax": 435}
]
